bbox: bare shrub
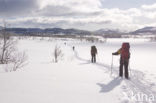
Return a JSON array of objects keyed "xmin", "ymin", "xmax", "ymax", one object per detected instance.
[
  {"xmin": 0, "ymin": 27, "xmax": 17, "ymax": 64},
  {"xmin": 0, "ymin": 36, "xmax": 28, "ymax": 72},
  {"xmin": 53, "ymin": 45, "xmax": 64, "ymax": 63},
  {"xmin": 11, "ymin": 52, "xmax": 28, "ymax": 71},
  {"xmin": 0, "ymin": 22, "xmax": 28, "ymax": 72}
]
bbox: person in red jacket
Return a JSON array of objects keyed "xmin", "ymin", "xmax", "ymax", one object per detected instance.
[{"xmin": 112, "ymin": 43, "xmax": 130, "ymax": 79}]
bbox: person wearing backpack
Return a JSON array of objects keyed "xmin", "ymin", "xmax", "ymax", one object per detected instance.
[
  {"xmin": 72, "ymin": 46, "xmax": 75, "ymax": 51},
  {"xmin": 112, "ymin": 43, "xmax": 130, "ymax": 79},
  {"xmin": 91, "ymin": 45, "xmax": 97, "ymax": 63}
]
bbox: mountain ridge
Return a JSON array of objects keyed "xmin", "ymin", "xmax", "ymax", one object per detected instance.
[
  {"xmin": 1, "ymin": 26, "xmax": 156, "ymax": 35},
  {"xmin": 131, "ymin": 26, "xmax": 156, "ymax": 35}
]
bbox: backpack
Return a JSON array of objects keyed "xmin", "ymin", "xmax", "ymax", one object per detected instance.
[
  {"xmin": 121, "ymin": 43, "xmax": 130, "ymax": 60},
  {"xmin": 91, "ymin": 46, "xmax": 97, "ymax": 54}
]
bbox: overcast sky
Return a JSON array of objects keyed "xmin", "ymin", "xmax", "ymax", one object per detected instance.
[{"xmin": 0, "ymin": 0, "xmax": 156, "ymax": 31}]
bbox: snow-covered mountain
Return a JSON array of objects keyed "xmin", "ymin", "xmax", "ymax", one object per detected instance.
[
  {"xmin": 94, "ymin": 28, "xmax": 124, "ymax": 35},
  {"xmin": 4, "ymin": 27, "xmax": 125, "ymax": 36},
  {"xmin": 3, "ymin": 26, "xmax": 156, "ymax": 36},
  {"xmin": 131, "ymin": 26, "xmax": 156, "ymax": 35},
  {"xmin": 44, "ymin": 28, "xmax": 91, "ymax": 35},
  {"xmin": 5, "ymin": 28, "xmax": 91, "ymax": 35}
]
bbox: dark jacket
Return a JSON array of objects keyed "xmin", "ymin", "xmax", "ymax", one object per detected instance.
[{"xmin": 91, "ymin": 46, "xmax": 97, "ymax": 55}]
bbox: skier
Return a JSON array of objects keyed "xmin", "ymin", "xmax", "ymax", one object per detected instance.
[
  {"xmin": 91, "ymin": 45, "xmax": 97, "ymax": 63},
  {"xmin": 72, "ymin": 46, "xmax": 75, "ymax": 51},
  {"xmin": 112, "ymin": 43, "xmax": 130, "ymax": 79},
  {"xmin": 64, "ymin": 42, "xmax": 66, "ymax": 45}
]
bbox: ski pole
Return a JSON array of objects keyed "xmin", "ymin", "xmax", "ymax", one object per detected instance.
[
  {"xmin": 110, "ymin": 55, "xmax": 114, "ymax": 76},
  {"xmin": 128, "ymin": 60, "xmax": 131, "ymax": 77},
  {"xmin": 97, "ymin": 53, "xmax": 99, "ymax": 62}
]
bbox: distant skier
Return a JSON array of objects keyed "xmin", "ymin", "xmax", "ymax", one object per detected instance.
[
  {"xmin": 64, "ymin": 42, "xmax": 66, "ymax": 45},
  {"xmin": 91, "ymin": 45, "xmax": 97, "ymax": 63},
  {"xmin": 112, "ymin": 42, "xmax": 130, "ymax": 79},
  {"xmin": 72, "ymin": 46, "xmax": 75, "ymax": 51}
]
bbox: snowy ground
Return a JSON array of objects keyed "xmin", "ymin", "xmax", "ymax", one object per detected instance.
[{"xmin": 0, "ymin": 37, "xmax": 156, "ymax": 103}]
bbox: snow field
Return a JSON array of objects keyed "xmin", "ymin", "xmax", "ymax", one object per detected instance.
[{"xmin": 0, "ymin": 37, "xmax": 156, "ymax": 103}]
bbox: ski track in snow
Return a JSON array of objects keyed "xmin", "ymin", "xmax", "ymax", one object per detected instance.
[{"xmin": 74, "ymin": 49, "xmax": 156, "ymax": 103}]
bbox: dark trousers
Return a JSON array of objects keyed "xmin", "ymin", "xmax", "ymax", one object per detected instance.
[
  {"xmin": 119, "ymin": 59, "xmax": 129, "ymax": 79},
  {"xmin": 91, "ymin": 54, "xmax": 96, "ymax": 63}
]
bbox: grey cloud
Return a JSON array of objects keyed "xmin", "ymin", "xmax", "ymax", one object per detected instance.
[
  {"xmin": 100, "ymin": 0, "xmax": 156, "ymax": 9},
  {"xmin": 38, "ymin": 5, "xmax": 102, "ymax": 17},
  {"xmin": 133, "ymin": 16, "xmax": 156, "ymax": 25},
  {"xmin": 92, "ymin": 20, "xmax": 112, "ymax": 24},
  {"xmin": 72, "ymin": 20, "xmax": 112, "ymax": 28},
  {"xmin": 0, "ymin": 0, "xmax": 39, "ymax": 17},
  {"xmin": 10, "ymin": 19, "xmax": 69, "ymax": 28},
  {"xmin": 9, "ymin": 18, "xmax": 112, "ymax": 30},
  {"xmin": 37, "ymin": 5, "xmax": 73, "ymax": 17}
]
